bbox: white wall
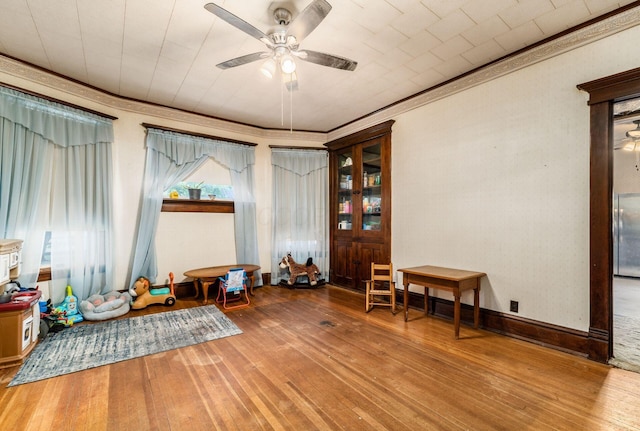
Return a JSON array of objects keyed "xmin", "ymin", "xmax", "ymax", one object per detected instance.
[
  {"xmin": 392, "ymin": 24, "xmax": 640, "ymax": 331},
  {"xmin": 3, "ymin": 21, "xmax": 640, "ymax": 330}
]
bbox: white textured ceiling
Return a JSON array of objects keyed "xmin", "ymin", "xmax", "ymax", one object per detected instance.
[{"xmin": 0, "ymin": 0, "xmax": 636, "ymax": 132}]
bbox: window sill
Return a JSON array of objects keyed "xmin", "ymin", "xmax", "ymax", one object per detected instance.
[
  {"xmin": 38, "ymin": 267, "xmax": 51, "ymax": 282},
  {"xmin": 161, "ymin": 199, "xmax": 234, "ymax": 213}
]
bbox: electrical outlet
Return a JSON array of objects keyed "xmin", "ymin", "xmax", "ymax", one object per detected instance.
[{"xmin": 510, "ymin": 300, "xmax": 519, "ymax": 313}]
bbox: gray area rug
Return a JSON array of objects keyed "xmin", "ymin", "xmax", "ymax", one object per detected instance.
[
  {"xmin": 609, "ymin": 314, "xmax": 640, "ymax": 373},
  {"xmin": 9, "ymin": 304, "xmax": 242, "ymax": 387}
]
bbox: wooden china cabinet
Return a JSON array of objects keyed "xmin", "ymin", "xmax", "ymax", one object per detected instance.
[{"xmin": 325, "ymin": 120, "xmax": 393, "ymax": 291}]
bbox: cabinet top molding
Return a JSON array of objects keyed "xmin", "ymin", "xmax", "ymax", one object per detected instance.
[{"xmin": 325, "ymin": 120, "xmax": 394, "ymax": 151}]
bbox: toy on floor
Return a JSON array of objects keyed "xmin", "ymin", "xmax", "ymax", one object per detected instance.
[
  {"xmin": 129, "ymin": 273, "xmax": 176, "ymax": 310},
  {"xmin": 80, "ymin": 290, "xmax": 132, "ymax": 321},
  {"xmin": 279, "ymin": 253, "xmax": 322, "ymax": 286},
  {"xmin": 50, "ymin": 285, "xmax": 84, "ymax": 326}
]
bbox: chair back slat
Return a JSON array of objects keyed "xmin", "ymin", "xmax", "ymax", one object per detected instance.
[
  {"xmin": 371, "ymin": 263, "xmax": 393, "ymax": 283},
  {"xmin": 226, "ymin": 268, "xmax": 246, "ymax": 292}
]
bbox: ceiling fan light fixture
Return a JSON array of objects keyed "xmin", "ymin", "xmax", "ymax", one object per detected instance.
[
  {"xmin": 626, "ymin": 120, "xmax": 640, "ymax": 138},
  {"xmin": 260, "ymin": 58, "xmax": 276, "ymax": 78},
  {"xmin": 280, "ymin": 54, "xmax": 296, "ymax": 74}
]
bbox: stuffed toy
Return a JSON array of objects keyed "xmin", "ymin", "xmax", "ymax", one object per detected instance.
[
  {"xmin": 279, "ymin": 253, "xmax": 321, "ymax": 286},
  {"xmin": 80, "ymin": 290, "xmax": 132, "ymax": 321}
]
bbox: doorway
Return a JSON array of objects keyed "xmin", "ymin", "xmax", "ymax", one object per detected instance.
[
  {"xmin": 612, "ymin": 101, "xmax": 640, "ymax": 371},
  {"xmin": 577, "ymin": 68, "xmax": 640, "ymax": 363}
]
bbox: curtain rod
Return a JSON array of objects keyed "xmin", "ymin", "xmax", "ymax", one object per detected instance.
[
  {"xmin": 269, "ymin": 145, "xmax": 327, "ymax": 150},
  {"xmin": 141, "ymin": 123, "xmax": 257, "ymax": 147},
  {"xmin": 0, "ymin": 82, "xmax": 118, "ymax": 120}
]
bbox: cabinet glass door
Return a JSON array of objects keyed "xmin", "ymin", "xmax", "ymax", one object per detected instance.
[
  {"xmin": 337, "ymin": 150, "xmax": 353, "ymax": 231},
  {"xmin": 361, "ymin": 141, "xmax": 382, "ymax": 231}
]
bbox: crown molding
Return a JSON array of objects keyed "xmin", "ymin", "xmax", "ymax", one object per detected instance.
[
  {"xmin": 0, "ymin": 54, "xmax": 326, "ymax": 144},
  {"xmin": 1, "ymin": 4, "xmax": 639, "ymax": 144},
  {"xmin": 328, "ymin": 5, "xmax": 640, "ymax": 141}
]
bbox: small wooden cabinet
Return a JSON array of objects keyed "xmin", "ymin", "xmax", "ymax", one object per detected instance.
[{"xmin": 326, "ymin": 120, "xmax": 393, "ymax": 291}]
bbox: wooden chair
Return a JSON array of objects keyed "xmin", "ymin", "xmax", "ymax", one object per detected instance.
[
  {"xmin": 364, "ymin": 262, "xmax": 396, "ymax": 314},
  {"xmin": 216, "ymin": 268, "xmax": 250, "ymax": 310}
]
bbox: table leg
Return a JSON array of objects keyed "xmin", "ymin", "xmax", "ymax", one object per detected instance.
[
  {"xmin": 403, "ymin": 281, "xmax": 409, "ymax": 322},
  {"xmin": 248, "ymin": 273, "xmax": 255, "ymax": 296},
  {"xmin": 424, "ymin": 287, "xmax": 429, "ymax": 315},
  {"xmin": 192, "ymin": 280, "xmax": 200, "ymax": 299},
  {"xmin": 454, "ymin": 292, "xmax": 461, "ymax": 339},
  {"xmin": 202, "ymin": 281, "xmax": 213, "ymax": 305},
  {"xmin": 474, "ymin": 286, "xmax": 480, "ymax": 329}
]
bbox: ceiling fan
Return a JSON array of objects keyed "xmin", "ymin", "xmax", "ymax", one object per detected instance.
[
  {"xmin": 616, "ymin": 119, "xmax": 640, "ymax": 151},
  {"xmin": 204, "ymin": 0, "xmax": 357, "ymax": 89}
]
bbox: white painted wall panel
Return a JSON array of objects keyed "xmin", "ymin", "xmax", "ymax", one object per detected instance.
[{"xmin": 392, "ymin": 24, "xmax": 640, "ymax": 331}]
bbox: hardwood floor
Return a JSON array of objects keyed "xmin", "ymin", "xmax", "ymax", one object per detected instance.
[{"xmin": 1, "ymin": 285, "xmax": 640, "ymax": 430}]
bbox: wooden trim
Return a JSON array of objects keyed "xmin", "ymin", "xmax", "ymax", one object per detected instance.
[
  {"xmin": 588, "ymin": 101, "xmax": 614, "ymax": 362},
  {"xmin": 577, "ymin": 67, "xmax": 640, "ymax": 105},
  {"xmin": 576, "ymin": 67, "xmax": 640, "ymax": 363},
  {"xmin": 142, "ymin": 123, "xmax": 257, "ymax": 146},
  {"xmin": 404, "ymin": 292, "xmax": 590, "ymax": 357},
  {"xmin": 37, "ymin": 267, "xmax": 51, "ymax": 282},
  {"xmin": 269, "ymin": 145, "xmax": 327, "ymax": 150},
  {"xmin": 0, "ymin": 82, "xmax": 118, "ymax": 120},
  {"xmin": 325, "ymin": 120, "xmax": 395, "ymax": 151},
  {"xmin": 161, "ymin": 199, "xmax": 234, "ymax": 213}
]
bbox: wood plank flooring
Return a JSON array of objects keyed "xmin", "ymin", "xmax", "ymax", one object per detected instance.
[{"xmin": 1, "ymin": 285, "xmax": 640, "ymax": 430}]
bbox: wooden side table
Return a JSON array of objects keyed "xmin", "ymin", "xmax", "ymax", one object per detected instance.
[
  {"xmin": 399, "ymin": 265, "xmax": 485, "ymax": 339},
  {"xmin": 184, "ymin": 264, "xmax": 260, "ymax": 305}
]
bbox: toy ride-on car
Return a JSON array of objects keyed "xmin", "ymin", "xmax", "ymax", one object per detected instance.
[{"xmin": 129, "ymin": 273, "xmax": 177, "ymax": 310}]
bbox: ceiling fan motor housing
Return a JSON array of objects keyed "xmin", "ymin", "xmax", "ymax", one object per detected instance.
[{"xmin": 273, "ymin": 8, "xmax": 292, "ymax": 25}]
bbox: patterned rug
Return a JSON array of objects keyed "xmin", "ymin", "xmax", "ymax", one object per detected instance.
[
  {"xmin": 9, "ymin": 304, "xmax": 242, "ymax": 387},
  {"xmin": 609, "ymin": 314, "xmax": 640, "ymax": 373}
]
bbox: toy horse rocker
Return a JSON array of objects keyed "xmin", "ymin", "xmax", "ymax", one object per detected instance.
[{"xmin": 278, "ymin": 253, "xmax": 324, "ymax": 289}]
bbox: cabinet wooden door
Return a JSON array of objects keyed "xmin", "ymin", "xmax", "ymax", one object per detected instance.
[
  {"xmin": 331, "ymin": 237, "xmax": 356, "ymax": 287},
  {"xmin": 327, "ymin": 120, "xmax": 393, "ymax": 291}
]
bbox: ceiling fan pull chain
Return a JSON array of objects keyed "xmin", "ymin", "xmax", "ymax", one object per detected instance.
[
  {"xmin": 290, "ymin": 82, "xmax": 293, "ymax": 133},
  {"xmin": 281, "ymin": 74, "xmax": 284, "ymax": 126}
]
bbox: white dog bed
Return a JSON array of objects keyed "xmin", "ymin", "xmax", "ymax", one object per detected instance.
[{"xmin": 79, "ymin": 291, "xmax": 132, "ymax": 321}]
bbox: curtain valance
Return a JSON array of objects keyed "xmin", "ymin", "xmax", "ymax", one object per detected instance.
[
  {"xmin": 146, "ymin": 128, "xmax": 254, "ymax": 172},
  {"xmin": 0, "ymin": 86, "xmax": 113, "ymax": 146},
  {"xmin": 271, "ymin": 148, "xmax": 327, "ymax": 175}
]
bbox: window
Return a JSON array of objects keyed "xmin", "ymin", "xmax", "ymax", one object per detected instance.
[
  {"xmin": 160, "ymin": 159, "xmax": 235, "ymax": 213},
  {"xmin": 163, "ymin": 181, "xmax": 234, "ymax": 200}
]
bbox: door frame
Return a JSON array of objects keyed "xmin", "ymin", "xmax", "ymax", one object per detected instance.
[{"xmin": 578, "ymin": 67, "xmax": 640, "ymax": 362}]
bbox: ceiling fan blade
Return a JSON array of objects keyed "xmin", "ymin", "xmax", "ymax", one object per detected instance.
[
  {"xmin": 216, "ymin": 52, "xmax": 270, "ymax": 69},
  {"xmin": 204, "ymin": 3, "xmax": 268, "ymax": 41},
  {"xmin": 286, "ymin": 0, "xmax": 332, "ymax": 43},
  {"xmin": 296, "ymin": 50, "xmax": 357, "ymax": 71}
]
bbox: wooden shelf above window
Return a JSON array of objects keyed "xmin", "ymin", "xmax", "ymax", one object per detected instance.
[{"xmin": 161, "ymin": 199, "xmax": 234, "ymax": 213}]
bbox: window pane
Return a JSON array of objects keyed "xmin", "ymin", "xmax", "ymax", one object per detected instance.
[{"xmin": 164, "ymin": 182, "xmax": 234, "ymax": 199}]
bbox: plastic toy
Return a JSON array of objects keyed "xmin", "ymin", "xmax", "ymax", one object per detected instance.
[
  {"xmin": 129, "ymin": 273, "xmax": 176, "ymax": 310},
  {"xmin": 279, "ymin": 253, "xmax": 321, "ymax": 286},
  {"xmin": 50, "ymin": 285, "xmax": 84, "ymax": 326}
]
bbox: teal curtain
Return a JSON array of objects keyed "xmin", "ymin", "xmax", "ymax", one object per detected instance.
[
  {"xmin": 0, "ymin": 86, "xmax": 114, "ymax": 299},
  {"xmin": 129, "ymin": 128, "xmax": 261, "ymax": 287},
  {"xmin": 271, "ymin": 148, "xmax": 328, "ymax": 284}
]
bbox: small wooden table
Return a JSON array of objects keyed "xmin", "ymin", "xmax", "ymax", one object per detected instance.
[
  {"xmin": 184, "ymin": 264, "xmax": 260, "ymax": 305},
  {"xmin": 399, "ymin": 265, "xmax": 486, "ymax": 339}
]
